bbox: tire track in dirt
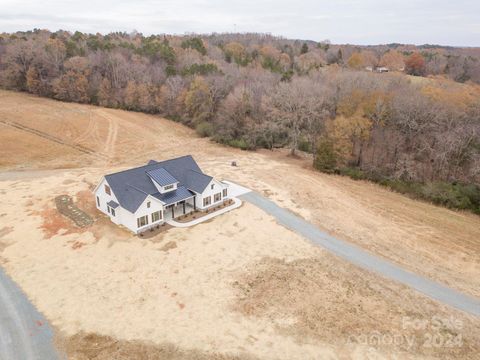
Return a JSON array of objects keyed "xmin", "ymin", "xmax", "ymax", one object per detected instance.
[
  {"xmin": 95, "ymin": 110, "xmax": 119, "ymax": 160},
  {"xmin": 0, "ymin": 120, "xmax": 107, "ymax": 159},
  {"xmin": 73, "ymin": 112, "xmax": 97, "ymax": 144}
]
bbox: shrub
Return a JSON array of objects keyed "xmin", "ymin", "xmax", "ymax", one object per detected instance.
[
  {"xmin": 227, "ymin": 138, "xmax": 250, "ymax": 150},
  {"xmin": 360, "ymin": 175, "xmax": 479, "ymax": 214},
  {"xmin": 420, "ymin": 182, "xmax": 479, "ymax": 212},
  {"xmin": 318, "ymin": 164, "xmax": 480, "ymax": 214},
  {"xmin": 195, "ymin": 121, "xmax": 214, "ymax": 137},
  {"xmin": 298, "ymin": 138, "xmax": 312, "ymax": 153},
  {"xmin": 313, "ymin": 138, "xmax": 337, "ymax": 172},
  {"xmin": 338, "ymin": 167, "xmax": 367, "ymax": 180}
]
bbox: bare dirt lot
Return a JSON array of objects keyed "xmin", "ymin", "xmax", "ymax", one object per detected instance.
[{"xmin": 0, "ymin": 90, "xmax": 479, "ymax": 359}]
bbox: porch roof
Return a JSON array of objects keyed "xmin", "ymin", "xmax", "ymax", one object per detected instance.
[
  {"xmin": 152, "ymin": 186, "xmax": 194, "ymax": 205},
  {"xmin": 107, "ymin": 200, "xmax": 120, "ymax": 209}
]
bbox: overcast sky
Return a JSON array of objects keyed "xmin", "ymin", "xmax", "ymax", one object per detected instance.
[{"xmin": 0, "ymin": 0, "xmax": 479, "ymax": 46}]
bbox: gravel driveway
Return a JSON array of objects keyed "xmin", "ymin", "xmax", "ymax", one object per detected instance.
[
  {"xmin": 0, "ymin": 267, "xmax": 61, "ymax": 360},
  {"xmin": 240, "ymin": 191, "xmax": 480, "ymax": 317}
]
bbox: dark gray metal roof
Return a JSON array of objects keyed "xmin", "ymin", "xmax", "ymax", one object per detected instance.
[
  {"xmin": 152, "ymin": 186, "xmax": 194, "ymax": 205},
  {"xmin": 104, "ymin": 155, "xmax": 210, "ymax": 213},
  {"xmin": 184, "ymin": 169, "xmax": 212, "ymax": 194},
  {"xmin": 146, "ymin": 168, "xmax": 178, "ymax": 186},
  {"xmin": 107, "ymin": 200, "xmax": 119, "ymax": 209}
]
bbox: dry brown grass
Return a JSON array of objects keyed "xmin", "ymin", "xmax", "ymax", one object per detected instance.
[
  {"xmin": 233, "ymin": 257, "xmax": 480, "ymax": 358},
  {"xmin": 1, "ymin": 89, "xmax": 479, "ymax": 359},
  {"xmin": 57, "ymin": 332, "xmax": 257, "ymax": 360}
]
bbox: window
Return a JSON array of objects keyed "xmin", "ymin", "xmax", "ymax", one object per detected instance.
[
  {"xmin": 137, "ymin": 215, "xmax": 148, "ymax": 228},
  {"xmin": 151, "ymin": 211, "xmax": 162, "ymax": 222},
  {"xmin": 222, "ymin": 189, "xmax": 227, "ymax": 197},
  {"xmin": 110, "ymin": 208, "xmax": 115, "ymax": 216},
  {"xmin": 147, "ymin": 201, "xmax": 151, "ymax": 208},
  {"xmin": 214, "ymin": 192, "xmax": 221, "ymax": 202},
  {"xmin": 203, "ymin": 196, "xmax": 211, "ymax": 207},
  {"xmin": 211, "ymin": 184, "xmax": 215, "ymax": 190},
  {"xmin": 96, "ymin": 196, "xmax": 100, "ymax": 207},
  {"xmin": 164, "ymin": 184, "xmax": 174, "ymax": 191},
  {"xmin": 107, "ymin": 206, "xmax": 110, "ymax": 214},
  {"xmin": 104, "ymin": 184, "xmax": 111, "ymax": 195}
]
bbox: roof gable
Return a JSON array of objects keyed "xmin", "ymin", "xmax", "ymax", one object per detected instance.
[{"xmin": 184, "ymin": 169, "xmax": 213, "ymax": 193}]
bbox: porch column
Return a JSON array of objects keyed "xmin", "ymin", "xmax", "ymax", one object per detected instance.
[
  {"xmin": 193, "ymin": 196, "xmax": 196, "ymax": 210},
  {"xmin": 171, "ymin": 206, "xmax": 174, "ymax": 218},
  {"xmin": 183, "ymin": 202, "xmax": 186, "ymax": 214}
]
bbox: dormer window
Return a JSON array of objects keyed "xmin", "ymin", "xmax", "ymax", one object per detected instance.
[{"xmin": 147, "ymin": 168, "xmax": 178, "ymax": 194}]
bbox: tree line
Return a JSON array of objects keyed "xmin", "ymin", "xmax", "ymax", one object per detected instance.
[{"xmin": 1, "ymin": 30, "xmax": 479, "ymax": 212}]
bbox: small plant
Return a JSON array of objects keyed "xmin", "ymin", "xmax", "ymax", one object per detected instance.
[{"xmin": 313, "ymin": 138, "xmax": 337, "ymax": 173}]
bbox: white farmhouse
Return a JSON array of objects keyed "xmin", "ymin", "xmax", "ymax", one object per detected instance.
[{"xmin": 94, "ymin": 155, "xmax": 229, "ymax": 233}]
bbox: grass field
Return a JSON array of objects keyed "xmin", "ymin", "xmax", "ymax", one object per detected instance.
[{"xmin": 0, "ymin": 90, "xmax": 479, "ymax": 359}]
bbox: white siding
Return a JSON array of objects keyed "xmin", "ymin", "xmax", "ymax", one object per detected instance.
[
  {"xmin": 94, "ymin": 178, "xmax": 120, "ymax": 219},
  {"xmin": 94, "ymin": 179, "xmax": 166, "ymax": 233},
  {"xmin": 123, "ymin": 195, "xmax": 165, "ymax": 233},
  {"xmin": 151, "ymin": 181, "xmax": 178, "ymax": 194},
  {"xmin": 196, "ymin": 179, "xmax": 229, "ymax": 210},
  {"xmin": 94, "ymin": 172, "xmax": 231, "ymax": 233}
]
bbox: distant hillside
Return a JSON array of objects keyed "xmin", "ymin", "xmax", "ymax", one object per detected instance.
[{"xmin": 0, "ymin": 30, "xmax": 479, "ymax": 213}]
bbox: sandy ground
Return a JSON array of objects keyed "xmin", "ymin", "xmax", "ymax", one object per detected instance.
[{"xmin": 1, "ymin": 90, "xmax": 480, "ymax": 358}]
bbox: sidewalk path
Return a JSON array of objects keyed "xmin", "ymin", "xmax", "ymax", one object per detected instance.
[{"xmin": 167, "ymin": 198, "xmax": 242, "ymax": 228}]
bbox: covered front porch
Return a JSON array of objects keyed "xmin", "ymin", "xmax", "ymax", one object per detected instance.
[{"xmin": 163, "ymin": 196, "xmax": 196, "ymax": 221}]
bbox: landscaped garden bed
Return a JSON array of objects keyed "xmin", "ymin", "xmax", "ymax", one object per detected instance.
[{"xmin": 175, "ymin": 199, "xmax": 235, "ymax": 223}]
